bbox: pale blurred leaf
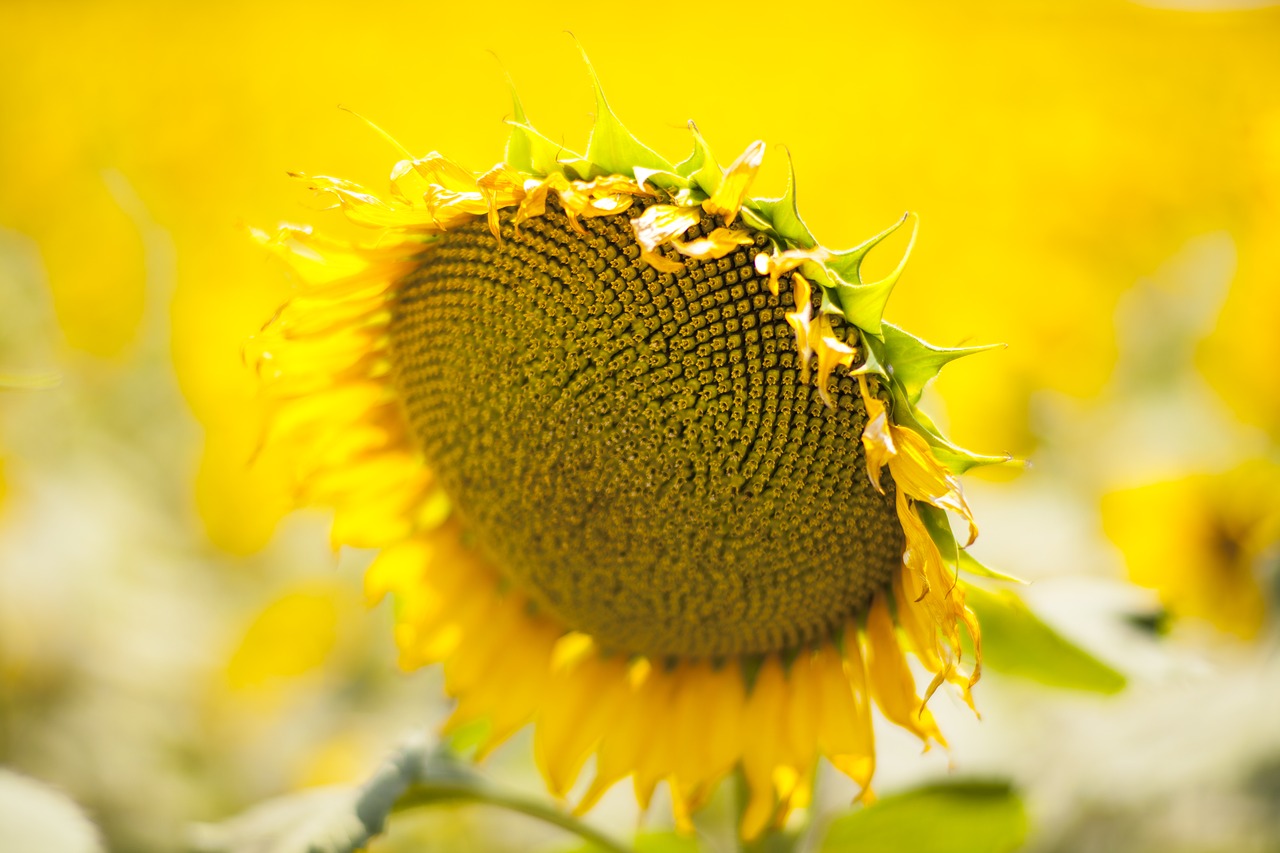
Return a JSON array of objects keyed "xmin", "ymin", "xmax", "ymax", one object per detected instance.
[
  {"xmin": 820, "ymin": 780, "xmax": 1027, "ymax": 853},
  {"xmin": 192, "ymin": 736, "xmax": 629, "ymax": 853},
  {"xmin": 190, "ymin": 735, "xmax": 467, "ymax": 853},
  {"xmin": 0, "ymin": 770, "xmax": 104, "ymax": 853}
]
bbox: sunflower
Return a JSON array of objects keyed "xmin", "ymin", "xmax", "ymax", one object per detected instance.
[{"xmin": 248, "ymin": 63, "xmax": 1010, "ymax": 838}]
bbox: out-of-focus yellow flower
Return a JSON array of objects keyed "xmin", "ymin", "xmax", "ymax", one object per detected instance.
[
  {"xmin": 246, "ymin": 64, "xmax": 1015, "ymax": 838},
  {"xmin": 224, "ymin": 584, "xmax": 342, "ymax": 694},
  {"xmin": 1102, "ymin": 461, "xmax": 1280, "ymax": 639}
]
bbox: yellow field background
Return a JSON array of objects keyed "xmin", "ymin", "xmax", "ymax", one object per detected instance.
[{"xmin": 2, "ymin": 1, "xmax": 1278, "ymax": 851}]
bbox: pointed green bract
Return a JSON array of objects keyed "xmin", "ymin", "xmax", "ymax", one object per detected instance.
[
  {"xmin": 882, "ymin": 376, "xmax": 1012, "ymax": 474},
  {"xmin": 506, "ymin": 120, "xmax": 589, "ymax": 180},
  {"xmin": 745, "ymin": 149, "xmax": 817, "ymax": 249},
  {"xmin": 825, "ymin": 214, "xmax": 917, "ymax": 337},
  {"xmin": 578, "ymin": 49, "xmax": 673, "ymax": 178},
  {"xmin": 881, "ymin": 323, "xmax": 1004, "ymax": 405},
  {"xmin": 674, "ymin": 122, "xmax": 723, "ymax": 198},
  {"xmin": 918, "ymin": 503, "xmax": 961, "ymax": 567},
  {"xmin": 919, "ymin": 504, "xmax": 1028, "ymax": 586}
]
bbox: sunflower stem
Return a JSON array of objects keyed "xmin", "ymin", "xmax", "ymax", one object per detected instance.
[{"xmin": 389, "ymin": 781, "xmax": 632, "ymax": 853}]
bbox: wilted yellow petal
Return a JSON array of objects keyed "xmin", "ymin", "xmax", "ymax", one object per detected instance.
[
  {"xmin": 809, "ymin": 313, "xmax": 857, "ymax": 408},
  {"xmin": 858, "ymin": 377, "xmax": 895, "ymax": 495},
  {"xmin": 753, "ymin": 246, "xmax": 831, "ymax": 296},
  {"xmin": 629, "ymin": 203, "xmax": 703, "ymax": 254},
  {"xmin": 476, "ymin": 164, "xmax": 528, "ymax": 239},
  {"xmin": 887, "ymin": 423, "xmax": 978, "ymax": 547},
  {"xmin": 784, "ymin": 273, "xmax": 814, "ymax": 371},
  {"xmin": 703, "ymin": 140, "xmax": 766, "ymax": 225},
  {"xmin": 671, "ymin": 227, "xmax": 754, "ymax": 260}
]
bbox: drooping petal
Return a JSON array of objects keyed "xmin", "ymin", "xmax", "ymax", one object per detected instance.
[
  {"xmin": 702, "ymin": 140, "xmax": 766, "ymax": 225},
  {"xmin": 671, "ymin": 227, "xmax": 754, "ymax": 260},
  {"xmin": 754, "ymin": 246, "xmax": 831, "ymax": 296},
  {"xmin": 629, "ymin": 204, "xmax": 703, "ymax": 254}
]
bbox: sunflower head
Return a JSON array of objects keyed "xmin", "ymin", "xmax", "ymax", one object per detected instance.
[{"xmin": 249, "ymin": 58, "xmax": 1010, "ymax": 838}]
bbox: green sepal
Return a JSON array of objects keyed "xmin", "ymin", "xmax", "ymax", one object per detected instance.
[
  {"xmin": 824, "ymin": 214, "xmax": 917, "ymax": 337},
  {"xmin": 963, "ymin": 585, "xmax": 1127, "ymax": 694},
  {"xmin": 505, "ymin": 121, "xmax": 589, "ymax": 179},
  {"xmin": 674, "ymin": 122, "xmax": 723, "ymax": 198},
  {"xmin": 579, "ymin": 48, "xmax": 674, "ymax": 178},
  {"xmin": 501, "ymin": 75, "xmax": 588, "ymax": 178},
  {"xmin": 918, "ymin": 503, "xmax": 961, "ymax": 569},
  {"xmin": 880, "ymin": 322, "xmax": 1004, "ymax": 405},
  {"xmin": 919, "ymin": 504, "xmax": 1028, "ymax": 585},
  {"xmin": 879, "ymin": 372, "xmax": 1012, "ymax": 474},
  {"xmin": 820, "ymin": 780, "xmax": 1028, "ymax": 853},
  {"xmin": 744, "ymin": 148, "xmax": 818, "ymax": 249}
]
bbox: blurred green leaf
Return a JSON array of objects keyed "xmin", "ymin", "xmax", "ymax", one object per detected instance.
[
  {"xmin": 964, "ymin": 585, "xmax": 1126, "ymax": 694},
  {"xmin": 819, "ymin": 780, "xmax": 1027, "ymax": 853},
  {"xmin": 566, "ymin": 830, "xmax": 705, "ymax": 853},
  {"xmin": 635, "ymin": 832, "xmax": 703, "ymax": 853}
]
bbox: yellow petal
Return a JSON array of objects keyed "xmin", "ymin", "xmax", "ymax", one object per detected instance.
[
  {"xmin": 814, "ymin": 641, "xmax": 875, "ymax": 795},
  {"xmin": 753, "ymin": 246, "xmax": 831, "ymax": 297},
  {"xmin": 809, "ymin": 314, "xmax": 857, "ymax": 408},
  {"xmin": 671, "ymin": 227, "xmax": 754, "ymax": 260},
  {"xmin": 785, "ymin": 273, "xmax": 814, "ymax": 372},
  {"xmin": 857, "ymin": 377, "xmax": 895, "ymax": 495},
  {"xmin": 703, "ymin": 140, "xmax": 766, "ymax": 226},
  {"xmin": 863, "ymin": 594, "xmax": 945, "ymax": 749},
  {"xmin": 887, "ymin": 423, "xmax": 978, "ymax": 547},
  {"xmin": 629, "ymin": 204, "xmax": 703, "ymax": 254},
  {"xmin": 740, "ymin": 657, "xmax": 786, "ymax": 840},
  {"xmin": 476, "ymin": 164, "xmax": 528, "ymax": 240}
]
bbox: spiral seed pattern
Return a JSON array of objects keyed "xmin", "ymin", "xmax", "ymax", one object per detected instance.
[{"xmin": 389, "ymin": 198, "xmax": 903, "ymax": 657}]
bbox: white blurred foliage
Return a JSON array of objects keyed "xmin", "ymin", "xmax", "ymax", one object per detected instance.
[{"xmin": 0, "ymin": 769, "xmax": 104, "ymax": 853}]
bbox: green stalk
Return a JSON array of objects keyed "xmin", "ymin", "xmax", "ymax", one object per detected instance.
[{"xmin": 389, "ymin": 781, "xmax": 631, "ymax": 853}]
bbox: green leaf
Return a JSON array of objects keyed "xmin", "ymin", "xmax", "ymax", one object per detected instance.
[
  {"xmin": 880, "ymin": 323, "xmax": 1004, "ymax": 405},
  {"xmin": 964, "ymin": 585, "xmax": 1126, "ymax": 694},
  {"xmin": 958, "ymin": 549, "xmax": 1028, "ymax": 585},
  {"xmin": 745, "ymin": 148, "xmax": 818, "ymax": 248},
  {"xmin": 635, "ymin": 832, "xmax": 703, "ymax": 853},
  {"xmin": 563, "ymin": 831, "xmax": 703, "ymax": 853},
  {"xmin": 820, "ymin": 780, "xmax": 1028, "ymax": 853},
  {"xmin": 579, "ymin": 46, "xmax": 673, "ymax": 178}
]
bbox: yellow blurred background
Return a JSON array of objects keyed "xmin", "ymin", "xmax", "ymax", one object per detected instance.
[{"xmin": 2, "ymin": 1, "xmax": 1278, "ymax": 851}]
